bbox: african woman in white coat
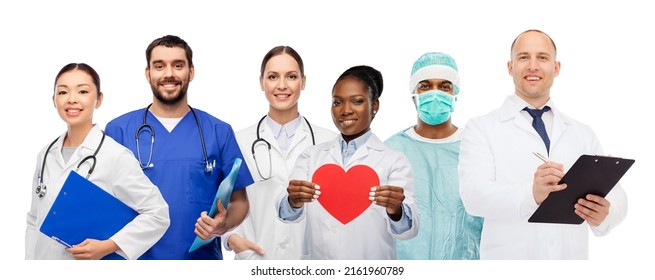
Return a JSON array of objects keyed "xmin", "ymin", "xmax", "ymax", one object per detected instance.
[
  {"xmin": 222, "ymin": 46, "xmax": 335, "ymax": 259},
  {"xmin": 25, "ymin": 63, "xmax": 169, "ymax": 260},
  {"xmin": 279, "ymin": 65, "xmax": 419, "ymax": 259}
]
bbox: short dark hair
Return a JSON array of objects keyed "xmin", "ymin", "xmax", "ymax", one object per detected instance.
[
  {"xmin": 510, "ymin": 29, "xmax": 557, "ymax": 58},
  {"xmin": 54, "ymin": 63, "xmax": 101, "ymax": 97},
  {"xmin": 260, "ymin": 46, "xmax": 305, "ymax": 78},
  {"xmin": 146, "ymin": 35, "xmax": 193, "ymax": 67}
]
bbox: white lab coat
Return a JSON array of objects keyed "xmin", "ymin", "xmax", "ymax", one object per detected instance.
[
  {"xmin": 458, "ymin": 96, "xmax": 627, "ymax": 259},
  {"xmin": 223, "ymin": 116, "xmax": 336, "ymax": 260},
  {"xmin": 280, "ymin": 133, "xmax": 419, "ymax": 260},
  {"xmin": 25, "ymin": 125, "xmax": 170, "ymax": 260}
]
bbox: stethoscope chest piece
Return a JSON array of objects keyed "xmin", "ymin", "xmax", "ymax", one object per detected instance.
[
  {"xmin": 36, "ymin": 183, "xmax": 47, "ymax": 197},
  {"xmin": 205, "ymin": 160, "xmax": 216, "ymax": 174}
]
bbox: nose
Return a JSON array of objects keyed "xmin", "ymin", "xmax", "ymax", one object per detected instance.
[
  {"xmin": 341, "ymin": 102, "xmax": 353, "ymax": 116},
  {"xmin": 276, "ymin": 78, "xmax": 287, "ymax": 90},
  {"xmin": 67, "ymin": 92, "xmax": 78, "ymax": 104},
  {"xmin": 528, "ymin": 58, "xmax": 539, "ymax": 71},
  {"xmin": 164, "ymin": 66, "xmax": 175, "ymax": 78}
]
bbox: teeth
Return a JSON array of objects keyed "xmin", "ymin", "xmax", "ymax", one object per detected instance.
[
  {"xmin": 526, "ymin": 76, "xmax": 540, "ymax": 81},
  {"xmin": 67, "ymin": 109, "xmax": 80, "ymax": 113},
  {"xmin": 342, "ymin": 120, "xmax": 354, "ymax": 126}
]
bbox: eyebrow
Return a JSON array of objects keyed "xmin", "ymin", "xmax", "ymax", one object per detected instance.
[
  {"xmin": 515, "ymin": 51, "xmax": 552, "ymax": 57},
  {"xmin": 151, "ymin": 59, "xmax": 187, "ymax": 65},
  {"xmin": 56, "ymin": 83, "xmax": 91, "ymax": 88}
]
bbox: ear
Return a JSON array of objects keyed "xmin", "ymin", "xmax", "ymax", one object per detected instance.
[
  {"xmin": 96, "ymin": 92, "xmax": 104, "ymax": 109},
  {"xmin": 189, "ymin": 65, "xmax": 195, "ymax": 82},
  {"xmin": 145, "ymin": 67, "xmax": 150, "ymax": 82},
  {"xmin": 259, "ymin": 76, "xmax": 265, "ymax": 91},
  {"xmin": 372, "ymin": 99, "xmax": 380, "ymax": 118},
  {"xmin": 554, "ymin": 61, "xmax": 561, "ymax": 77},
  {"xmin": 507, "ymin": 60, "xmax": 513, "ymax": 76},
  {"xmin": 300, "ymin": 75, "xmax": 306, "ymax": 91},
  {"xmin": 52, "ymin": 94, "xmax": 56, "ymax": 108}
]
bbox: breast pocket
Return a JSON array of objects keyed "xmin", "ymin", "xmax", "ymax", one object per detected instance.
[{"xmin": 187, "ymin": 160, "xmax": 220, "ymax": 209}]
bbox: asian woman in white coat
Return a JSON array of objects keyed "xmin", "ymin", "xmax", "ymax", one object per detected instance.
[
  {"xmin": 279, "ymin": 65, "xmax": 419, "ymax": 259},
  {"xmin": 222, "ymin": 46, "xmax": 335, "ymax": 259},
  {"xmin": 25, "ymin": 63, "xmax": 170, "ymax": 260}
]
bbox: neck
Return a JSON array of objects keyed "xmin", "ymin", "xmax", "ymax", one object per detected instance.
[
  {"xmin": 65, "ymin": 123, "xmax": 94, "ymax": 147},
  {"xmin": 517, "ymin": 93, "xmax": 550, "ymax": 109},
  {"xmin": 414, "ymin": 119, "xmax": 457, "ymax": 139},
  {"xmin": 150, "ymin": 99, "xmax": 190, "ymax": 118},
  {"xmin": 268, "ymin": 105, "xmax": 299, "ymax": 125}
]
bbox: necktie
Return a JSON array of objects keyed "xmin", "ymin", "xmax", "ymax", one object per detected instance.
[{"xmin": 523, "ymin": 106, "xmax": 551, "ymax": 153}]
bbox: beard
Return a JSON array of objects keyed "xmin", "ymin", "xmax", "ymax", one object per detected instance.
[{"xmin": 150, "ymin": 77, "xmax": 190, "ymax": 105}]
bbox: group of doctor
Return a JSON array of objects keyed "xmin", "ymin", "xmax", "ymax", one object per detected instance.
[{"xmin": 26, "ymin": 29, "xmax": 627, "ymax": 260}]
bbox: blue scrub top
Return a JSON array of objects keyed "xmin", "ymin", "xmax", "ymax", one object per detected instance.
[
  {"xmin": 106, "ymin": 107, "xmax": 254, "ymax": 260},
  {"xmin": 385, "ymin": 130, "xmax": 483, "ymax": 260}
]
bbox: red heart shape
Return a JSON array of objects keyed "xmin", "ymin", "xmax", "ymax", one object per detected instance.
[{"xmin": 312, "ymin": 164, "xmax": 379, "ymax": 225}]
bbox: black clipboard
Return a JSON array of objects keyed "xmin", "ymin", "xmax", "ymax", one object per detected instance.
[
  {"xmin": 39, "ymin": 171, "xmax": 138, "ymax": 259},
  {"xmin": 528, "ymin": 155, "xmax": 634, "ymax": 224}
]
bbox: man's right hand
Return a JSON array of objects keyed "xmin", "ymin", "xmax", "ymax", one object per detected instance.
[
  {"xmin": 228, "ymin": 234, "xmax": 265, "ymax": 255},
  {"xmin": 533, "ymin": 161, "xmax": 567, "ymax": 205}
]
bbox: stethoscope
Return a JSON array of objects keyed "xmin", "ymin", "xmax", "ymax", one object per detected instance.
[
  {"xmin": 135, "ymin": 104, "xmax": 215, "ymax": 173},
  {"xmin": 36, "ymin": 131, "xmax": 106, "ymax": 198},
  {"xmin": 251, "ymin": 115, "xmax": 315, "ymax": 180}
]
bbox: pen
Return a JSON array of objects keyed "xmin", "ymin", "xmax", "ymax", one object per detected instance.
[
  {"xmin": 51, "ymin": 236, "xmax": 73, "ymax": 248},
  {"xmin": 533, "ymin": 152, "xmax": 548, "ymax": 163}
]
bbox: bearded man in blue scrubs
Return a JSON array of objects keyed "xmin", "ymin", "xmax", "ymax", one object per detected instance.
[{"xmin": 105, "ymin": 35, "xmax": 253, "ymax": 260}]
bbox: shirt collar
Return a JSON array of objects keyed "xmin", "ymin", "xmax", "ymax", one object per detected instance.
[
  {"xmin": 266, "ymin": 114, "xmax": 301, "ymax": 139},
  {"xmin": 509, "ymin": 94, "xmax": 555, "ymax": 111},
  {"xmin": 338, "ymin": 129, "xmax": 373, "ymax": 151}
]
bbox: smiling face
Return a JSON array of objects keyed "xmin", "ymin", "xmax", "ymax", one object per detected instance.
[
  {"xmin": 146, "ymin": 46, "xmax": 194, "ymax": 106},
  {"xmin": 260, "ymin": 53, "xmax": 305, "ymax": 114},
  {"xmin": 331, "ymin": 77, "xmax": 379, "ymax": 142},
  {"xmin": 507, "ymin": 31, "xmax": 560, "ymax": 107},
  {"xmin": 53, "ymin": 69, "xmax": 102, "ymax": 129}
]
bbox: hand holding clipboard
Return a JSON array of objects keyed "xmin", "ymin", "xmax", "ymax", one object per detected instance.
[
  {"xmin": 188, "ymin": 158, "xmax": 242, "ymax": 252},
  {"xmin": 529, "ymin": 154, "xmax": 634, "ymax": 224}
]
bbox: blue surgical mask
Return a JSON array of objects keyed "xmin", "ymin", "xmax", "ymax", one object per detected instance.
[{"xmin": 414, "ymin": 90, "xmax": 454, "ymax": 125}]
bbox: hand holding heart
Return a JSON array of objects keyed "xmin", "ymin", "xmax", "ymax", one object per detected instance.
[
  {"xmin": 286, "ymin": 179, "xmax": 405, "ymax": 216},
  {"xmin": 369, "ymin": 185, "xmax": 405, "ymax": 216},
  {"xmin": 287, "ymin": 180, "xmax": 321, "ymax": 208}
]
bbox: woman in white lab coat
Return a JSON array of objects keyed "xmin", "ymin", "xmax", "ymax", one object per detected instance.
[
  {"xmin": 222, "ymin": 46, "xmax": 335, "ymax": 259},
  {"xmin": 279, "ymin": 65, "xmax": 419, "ymax": 259},
  {"xmin": 25, "ymin": 63, "xmax": 170, "ymax": 260}
]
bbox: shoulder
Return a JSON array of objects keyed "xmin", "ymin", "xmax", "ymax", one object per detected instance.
[
  {"xmin": 105, "ymin": 109, "xmax": 143, "ymax": 137},
  {"xmin": 384, "ymin": 129, "xmax": 410, "ymax": 143},
  {"xmin": 306, "ymin": 123, "xmax": 338, "ymax": 142},
  {"xmin": 107, "ymin": 108, "xmax": 142, "ymax": 125},
  {"xmin": 193, "ymin": 108, "xmax": 233, "ymax": 129},
  {"xmin": 100, "ymin": 133, "xmax": 137, "ymax": 158},
  {"xmin": 236, "ymin": 123, "xmax": 258, "ymax": 137},
  {"xmin": 554, "ymin": 108, "xmax": 597, "ymax": 135}
]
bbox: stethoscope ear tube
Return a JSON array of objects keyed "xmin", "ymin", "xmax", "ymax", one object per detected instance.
[
  {"xmin": 250, "ymin": 115, "xmax": 316, "ymax": 181},
  {"xmin": 137, "ymin": 104, "xmax": 214, "ymax": 173},
  {"xmin": 37, "ymin": 130, "xmax": 106, "ymax": 198}
]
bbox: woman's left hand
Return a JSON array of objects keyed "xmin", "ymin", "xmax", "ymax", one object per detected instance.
[{"xmin": 369, "ymin": 185, "xmax": 405, "ymax": 216}]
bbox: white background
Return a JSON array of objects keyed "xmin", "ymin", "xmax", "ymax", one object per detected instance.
[{"xmin": 1, "ymin": 0, "xmax": 652, "ymax": 278}]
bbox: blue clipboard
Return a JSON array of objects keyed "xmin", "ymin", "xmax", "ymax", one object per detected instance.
[
  {"xmin": 39, "ymin": 170, "xmax": 138, "ymax": 260},
  {"xmin": 188, "ymin": 158, "xmax": 242, "ymax": 253}
]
